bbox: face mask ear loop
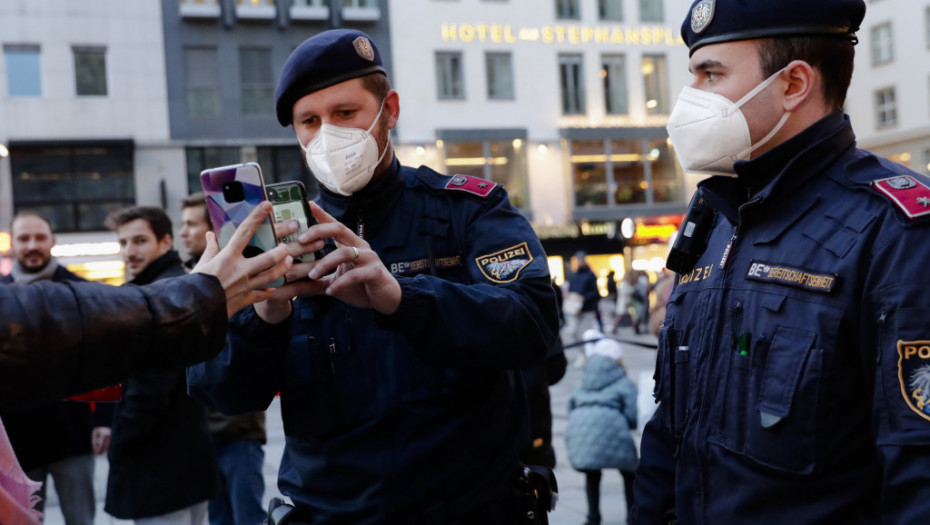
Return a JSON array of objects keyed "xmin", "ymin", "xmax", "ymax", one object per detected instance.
[
  {"xmin": 743, "ymin": 111, "xmax": 791, "ymax": 157},
  {"xmin": 725, "ymin": 67, "xmax": 787, "ymax": 117}
]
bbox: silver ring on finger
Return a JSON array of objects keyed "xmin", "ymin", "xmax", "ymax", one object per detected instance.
[{"xmin": 351, "ymin": 246, "xmax": 359, "ymax": 263}]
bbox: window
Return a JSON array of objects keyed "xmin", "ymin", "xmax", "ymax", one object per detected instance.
[
  {"xmin": 436, "ymin": 51, "xmax": 464, "ymax": 100},
  {"xmin": 185, "ymin": 47, "xmax": 221, "ymax": 118},
  {"xmin": 570, "ymin": 137, "xmax": 679, "ymax": 207},
  {"xmin": 560, "ymin": 54, "xmax": 585, "ymax": 115},
  {"xmin": 875, "ymin": 87, "xmax": 897, "ymax": 129},
  {"xmin": 10, "ymin": 141, "xmax": 135, "ymax": 232},
  {"xmin": 4, "ymin": 45, "xmax": 41, "ymax": 97},
  {"xmin": 73, "ymin": 47, "xmax": 107, "ymax": 96},
  {"xmin": 444, "ymin": 139, "xmax": 528, "ymax": 209},
  {"xmin": 599, "ymin": 0, "xmax": 623, "ymax": 21},
  {"xmin": 257, "ymin": 145, "xmax": 319, "ymax": 199},
  {"xmin": 640, "ymin": 0, "xmax": 663, "ymax": 22},
  {"xmin": 343, "ymin": 0, "xmax": 376, "ymax": 6},
  {"xmin": 642, "ymin": 54, "xmax": 669, "ymax": 115},
  {"xmin": 602, "ymin": 54, "xmax": 628, "ymax": 115},
  {"xmin": 556, "ymin": 0, "xmax": 580, "ymax": 20},
  {"xmin": 185, "ymin": 147, "xmax": 240, "ymax": 194},
  {"xmin": 922, "ymin": 147, "xmax": 930, "ymax": 176},
  {"xmin": 485, "ymin": 52, "xmax": 514, "ymax": 100},
  {"xmin": 240, "ymin": 48, "xmax": 274, "ymax": 116},
  {"xmin": 872, "ymin": 23, "xmax": 893, "ymax": 65}
]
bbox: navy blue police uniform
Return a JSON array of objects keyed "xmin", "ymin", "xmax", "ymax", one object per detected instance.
[
  {"xmin": 190, "ymin": 158, "xmax": 558, "ymax": 523},
  {"xmin": 632, "ymin": 1, "xmax": 930, "ymax": 523}
]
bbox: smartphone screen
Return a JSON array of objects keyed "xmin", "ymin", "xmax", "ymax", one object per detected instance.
[
  {"xmin": 266, "ymin": 181, "xmax": 334, "ymax": 265},
  {"xmin": 200, "ymin": 162, "xmax": 284, "ymax": 287}
]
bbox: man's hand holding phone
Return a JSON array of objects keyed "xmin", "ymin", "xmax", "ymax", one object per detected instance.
[{"xmin": 193, "ymin": 201, "xmax": 292, "ymax": 317}]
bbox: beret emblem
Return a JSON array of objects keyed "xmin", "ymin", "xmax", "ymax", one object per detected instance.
[
  {"xmin": 690, "ymin": 0, "xmax": 715, "ymax": 34},
  {"xmin": 353, "ymin": 36, "xmax": 375, "ymax": 62}
]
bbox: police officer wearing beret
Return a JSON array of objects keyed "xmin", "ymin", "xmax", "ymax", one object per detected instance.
[
  {"xmin": 632, "ymin": 0, "xmax": 930, "ymax": 523},
  {"xmin": 187, "ymin": 29, "xmax": 560, "ymax": 524}
]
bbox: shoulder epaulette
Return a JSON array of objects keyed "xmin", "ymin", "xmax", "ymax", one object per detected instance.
[
  {"xmin": 442, "ymin": 174, "xmax": 498, "ymax": 198},
  {"xmin": 872, "ymin": 175, "xmax": 930, "ymax": 220}
]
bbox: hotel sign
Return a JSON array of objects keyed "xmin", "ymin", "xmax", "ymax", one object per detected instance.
[{"xmin": 441, "ymin": 24, "xmax": 684, "ymax": 46}]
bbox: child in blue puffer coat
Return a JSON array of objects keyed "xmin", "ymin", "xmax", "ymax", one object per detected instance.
[{"xmin": 565, "ymin": 329, "xmax": 638, "ymax": 525}]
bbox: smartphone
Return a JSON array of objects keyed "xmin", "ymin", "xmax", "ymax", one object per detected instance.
[
  {"xmin": 200, "ymin": 162, "xmax": 284, "ymax": 287},
  {"xmin": 266, "ymin": 181, "xmax": 334, "ymax": 264}
]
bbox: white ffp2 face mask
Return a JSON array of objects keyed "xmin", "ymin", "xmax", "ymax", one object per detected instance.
[
  {"xmin": 666, "ymin": 68, "xmax": 790, "ymax": 176},
  {"xmin": 302, "ymin": 101, "xmax": 389, "ymax": 196}
]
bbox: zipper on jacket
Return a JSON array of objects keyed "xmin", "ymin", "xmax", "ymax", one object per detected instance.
[
  {"xmin": 719, "ymin": 197, "xmax": 760, "ymax": 270},
  {"xmin": 356, "ymin": 209, "xmax": 366, "ymax": 240}
]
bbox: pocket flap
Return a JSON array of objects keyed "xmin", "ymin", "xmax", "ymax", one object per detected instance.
[{"xmin": 757, "ymin": 326, "xmax": 816, "ymax": 426}]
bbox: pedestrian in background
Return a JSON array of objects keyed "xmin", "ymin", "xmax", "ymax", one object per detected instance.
[
  {"xmin": 104, "ymin": 206, "xmax": 215, "ymax": 524},
  {"xmin": 0, "ymin": 211, "xmax": 112, "ymax": 525},
  {"xmin": 635, "ymin": 0, "xmax": 930, "ymax": 522},
  {"xmin": 565, "ymin": 251, "xmax": 602, "ymax": 368},
  {"xmin": 566, "ymin": 329, "xmax": 638, "ymax": 525},
  {"xmin": 180, "ymin": 193, "xmax": 268, "ymax": 525}
]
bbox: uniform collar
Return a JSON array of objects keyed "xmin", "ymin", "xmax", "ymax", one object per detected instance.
[{"xmin": 701, "ymin": 111, "xmax": 854, "ymax": 223}]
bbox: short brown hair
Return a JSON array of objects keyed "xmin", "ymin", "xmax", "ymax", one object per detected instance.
[
  {"xmin": 10, "ymin": 210, "xmax": 53, "ymax": 233},
  {"xmin": 756, "ymin": 36, "xmax": 855, "ymax": 112},
  {"xmin": 181, "ymin": 192, "xmax": 212, "ymax": 229},
  {"xmin": 105, "ymin": 206, "xmax": 173, "ymax": 241}
]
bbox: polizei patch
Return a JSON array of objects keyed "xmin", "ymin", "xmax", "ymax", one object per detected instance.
[
  {"xmin": 476, "ymin": 242, "xmax": 533, "ymax": 283},
  {"xmin": 897, "ymin": 340, "xmax": 930, "ymax": 423},
  {"xmin": 745, "ymin": 261, "xmax": 837, "ymax": 293}
]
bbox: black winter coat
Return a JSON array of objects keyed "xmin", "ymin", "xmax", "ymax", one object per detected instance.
[{"xmin": 104, "ymin": 251, "xmax": 217, "ymax": 519}]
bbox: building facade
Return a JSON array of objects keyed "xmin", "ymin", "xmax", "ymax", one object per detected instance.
[
  {"xmin": 387, "ymin": 0, "xmax": 694, "ymax": 283},
  {"xmin": 844, "ymin": 0, "xmax": 930, "ymax": 178}
]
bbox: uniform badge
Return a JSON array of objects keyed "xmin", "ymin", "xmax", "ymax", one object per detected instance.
[
  {"xmin": 353, "ymin": 36, "xmax": 375, "ymax": 62},
  {"xmin": 690, "ymin": 0, "xmax": 715, "ymax": 34},
  {"xmin": 897, "ymin": 340, "xmax": 930, "ymax": 422},
  {"xmin": 873, "ymin": 175, "xmax": 930, "ymax": 219},
  {"xmin": 443, "ymin": 174, "xmax": 497, "ymax": 198},
  {"xmin": 475, "ymin": 242, "xmax": 533, "ymax": 283}
]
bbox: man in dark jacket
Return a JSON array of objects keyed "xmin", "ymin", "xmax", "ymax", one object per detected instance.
[
  {"xmin": 104, "ymin": 206, "xmax": 216, "ymax": 523},
  {"xmin": 0, "ymin": 211, "xmax": 112, "ymax": 525}
]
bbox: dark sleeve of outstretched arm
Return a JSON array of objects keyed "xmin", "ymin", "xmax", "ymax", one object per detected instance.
[{"xmin": 0, "ymin": 274, "xmax": 227, "ymax": 407}]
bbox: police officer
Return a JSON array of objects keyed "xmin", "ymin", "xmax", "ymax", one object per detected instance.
[
  {"xmin": 633, "ymin": 1, "xmax": 930, "ymax": 523},
  {"xmin": 187, "ymin": 29, "xmax": 560, "ymax": 524}
]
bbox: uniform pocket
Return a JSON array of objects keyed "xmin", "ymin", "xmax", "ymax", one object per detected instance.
[{"xmin": 709, "ymin": 325, "xmax": 823, "ymax": 475}]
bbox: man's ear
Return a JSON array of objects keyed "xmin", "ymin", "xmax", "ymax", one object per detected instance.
[
  {"xmin": 159, "ymin": 234, "xmax": 174, "ymax": 255},
  {"xmin": 781, "ymin": 60, "xmax": 816, "ymax": 112},
  {"xmin": 384, "ymin": 89, "xmax": 400, "ymax": 130}
]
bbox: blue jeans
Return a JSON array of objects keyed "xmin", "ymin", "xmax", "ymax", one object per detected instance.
[
  {"xmin": 208, "ymin": 440, "xmax": 265, "ymax": 525},
  {"xmin": 27, "ymin": 453, "xmax": 96, "ymax": 525}
]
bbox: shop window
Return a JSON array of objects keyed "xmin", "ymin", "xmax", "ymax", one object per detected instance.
[
  {"xmin": 444, "ymin": 139, "xmax": 528, "ymax": 209},
  {"xmin": 570, "ymin": 136, "xmax": 678, "ymax": 208},
  {"xmin": 10, "ymin": 142, "xmax": 135, "ymax": 232},
  {"xmin": 257, "ymin": 145, "xmax": 319, "ymax": 199},
  {"xmin": 186, "ymin": 146, "xmax": 241, "ymax": 194}
]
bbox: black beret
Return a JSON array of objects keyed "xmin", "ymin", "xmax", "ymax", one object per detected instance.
[
  {"xmin": 274, "ymin": 29, "xmax": 386, "ymax": 126},
  {"xmin": 681, "ymin": 0, "xmax": 866, "ymax": 56}
]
